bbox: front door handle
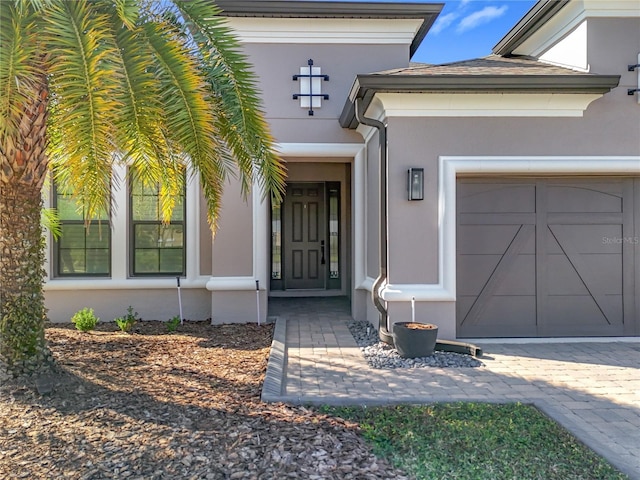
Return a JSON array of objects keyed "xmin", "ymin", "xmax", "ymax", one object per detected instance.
[{"xmin": 320, "ymin": 240, "xmax": 326, "ymax": 265}]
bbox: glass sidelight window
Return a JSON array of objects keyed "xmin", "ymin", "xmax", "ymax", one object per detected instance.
[
  {"xmin": 328, "ymin": 184, "xmax": 340, "ymax": 280},
  {"xmin": 327, "ymin": 182, "xmax": 340, "ymax": 289},
  {"xmin": 271, "ymin": 203, "xmax": 282, "ymax": 280}
]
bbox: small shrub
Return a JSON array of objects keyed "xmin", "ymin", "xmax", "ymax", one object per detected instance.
[
  {"xmin": 166, "ymin": 315, "xmax": 181, "ymax": 333},
  {"xmin": 114, "ymin": 306, "xmax": 139, "ymax": 333},
  {"xmin": 71, "ymin": 308, "xmax": 99, "ymax": 332}
]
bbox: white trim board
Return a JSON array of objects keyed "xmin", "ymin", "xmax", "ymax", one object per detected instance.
[
  {"xmin": 276, "ymin": 143, "xmax": 365, "ymax": 157},
  {"xmin": 235, "ymin": 142, "xmax": 367, "ymax": 293},
  {"xmin": 374, "ymin": 92, "xmax": 603, "ymax": 118},
  {"xmin": 224, "ymin": 17, "xmax": 422, "ymax": 46},
  {"xmin": 46, "ymin": 277, "xmax": 209, "ymax": 291},
  {"xmin": 379, "ymin": 156, "xmax": 640, "ymax": 303}
]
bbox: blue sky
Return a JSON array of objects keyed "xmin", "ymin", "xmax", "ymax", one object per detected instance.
[{"xmin": 410, "ymin": 0, "xmax": 538, "ymax": 64}]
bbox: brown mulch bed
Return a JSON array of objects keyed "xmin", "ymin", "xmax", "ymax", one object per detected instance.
[{"xmin": 0, "ymin": 321, "xmax": 409, "ymax": 479}]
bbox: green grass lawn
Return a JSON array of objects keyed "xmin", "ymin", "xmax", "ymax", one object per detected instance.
[{"xmin": 321, "ymin": 403, "xmax": 627, "ymax": 480}]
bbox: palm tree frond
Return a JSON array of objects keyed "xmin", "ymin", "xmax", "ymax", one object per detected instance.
[
  {"xmin": 27, "ymin": 0, "xmax": 55, "ymax": 11},
  {"xmin": 144, "ymin": 20, "xmax": 219, "ymax": 160},
  {"xmin": 143, "ymin": 17, "xmax": 234, "ymax": 228},
  {"xmin": 41, "ymin": 207, "xmax": 61, "ymax": 239},
  {"xmin": 114, "ymin": 0, "xmax": 139, "ymax": 30},
  {"xmin": 175, "ymin": 0, "xmax": 286, "ymax": 204},
  {"xmin": 0, "ymin": 0, "xmax": 43, "ymax": 143},
  {"xmin": 42, "ymin": 0, "xmax": 120, "ymax": 221},
  {"xmin": 109, "ymin": 14, "xmax": 170, "ymax": 180}
]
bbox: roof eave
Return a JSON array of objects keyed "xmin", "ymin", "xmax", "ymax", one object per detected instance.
[
  {"xmin": 340, "ymin": 73, "xmax": 621, "ymax": 129},
  {"xmin": 214, "ymin": 1, "xmax": 444, "ymax": 58},
  {"xmin": 492, "ymin": 0, "xmax": 571, "ymax": 56}
]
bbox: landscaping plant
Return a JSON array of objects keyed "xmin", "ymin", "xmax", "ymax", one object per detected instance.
[
  {"xmin": 71, "ymin": 308, "xmax": 99, "ymax": 333},
  {"xmin": 114, "ymin": 306, "xmax": 139, "ymax": 333},
  {"xmin": 166, "ymin": 316, "xmax": 181, "ymax": 333}
]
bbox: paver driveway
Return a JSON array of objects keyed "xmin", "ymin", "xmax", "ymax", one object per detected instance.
[{"xmin": 264, "ymin": 297, "xmax": 640, "ymax": 479}]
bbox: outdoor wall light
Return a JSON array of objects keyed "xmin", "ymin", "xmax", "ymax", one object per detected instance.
[{"xmin": 408, "ymin": 168, "xmax": 424, "ymax": 201}]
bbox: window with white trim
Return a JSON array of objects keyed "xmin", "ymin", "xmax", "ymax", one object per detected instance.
[
  {"xmin": 53, "ymin": 184, "xmax": 111, "ymax": 277},
  {"xmin": 129, "ymin": 177, "xmax": 185, "ymax": 276}
]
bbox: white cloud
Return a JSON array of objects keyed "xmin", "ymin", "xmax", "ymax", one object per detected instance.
[
  {"xmin": 456, "ymin": 5, "xmax": 508, "ymax": 33},
  {"xmin": 431, "ymin": 12, "xmax": 459, "ymax": 35}
]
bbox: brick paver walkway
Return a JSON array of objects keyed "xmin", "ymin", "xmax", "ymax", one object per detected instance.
[{"xmin": 263, "ymin": 297, "xmax": 640, "ymax": 479}]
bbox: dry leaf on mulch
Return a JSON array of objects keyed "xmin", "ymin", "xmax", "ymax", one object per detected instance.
[{"xmin": 0, "ymin": 321, "xmax": 409, "ymax": 480}]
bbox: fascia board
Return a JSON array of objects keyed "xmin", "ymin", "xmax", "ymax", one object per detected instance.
[
  {"xmin": 494, "ymin": 0, "xmax": 640, "ymax": 57},
  {"xmin": 376, "ymin": 92, "xmax": 604, "ymax": 117},
  {"xmin": 216, "ymin": 1, "xmax": 443, "ymax": 17},
  {"xmin": 340, "ymin": 73, "xmax": 620, "ymax": 127},
  {"xmin": 493, "ymin": 0, "xmax": 570, "ymax": 56},
  {"xmin": 216, "ymin": 1, "xmax": 443, "ymax": 57},
  {"xmin": 353, "ymin": 74, "xmax": 620, "ymax": 92},
  {"xmin": 224, "ymin": 17, "xmax": 423, "ymax": 47}
]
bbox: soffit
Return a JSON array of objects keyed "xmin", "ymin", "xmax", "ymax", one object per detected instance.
[{"xmin": 214, "ymin": 1, "xmax": 443, "ymax": 57}]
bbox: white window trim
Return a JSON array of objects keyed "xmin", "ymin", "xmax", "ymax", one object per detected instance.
[{"xmin": 44, "ymin": 164, "xmax": 206, "ymax": 291}]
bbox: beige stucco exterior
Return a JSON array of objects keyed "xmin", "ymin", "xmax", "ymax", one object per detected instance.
[{"xmin": 44, "ymin": 1, "xmax": 640, "ymax": 338}]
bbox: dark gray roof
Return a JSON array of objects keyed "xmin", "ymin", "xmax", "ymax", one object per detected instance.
[
  {"xmin": 377, "ymin": 55, "xmax": 593, "ymax": 76},
  {"xmin": 340, "ymin": 55, "xmax": 620, "ymax": 128},
  {"xmin": 214, "ymin": 1, "xmax": 444, "ymax": 57}
]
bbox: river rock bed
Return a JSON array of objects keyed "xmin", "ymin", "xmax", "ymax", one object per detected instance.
[{"xmin": 347, "ymin": 320, "xmax": 483, "ymax": 369}]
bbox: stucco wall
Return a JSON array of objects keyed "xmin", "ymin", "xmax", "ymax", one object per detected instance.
[
  {"xmin": 239, "ymin": 43, "xmax": 407, "ymax": 144},
  {"xmin": 365, "ymin": 131, "xmax": 381, "ymax": 280},
  {"xmin": 211, "ymin": 176, "xmax": 254, "ymax": 277},
  {"xmin": 385, "ymin": 89, "xmax": 639, "ymax": 285},
  {"xmin": 46, "ymin": 289, "xmax": 211, "ymax": 324},
  {"xmin": 587, "ymin": 17, "xmax": 640, "ymax": 80},
  {"xmin": 199, "ymin": 191, "xmax": 212, "ymax": 276}
]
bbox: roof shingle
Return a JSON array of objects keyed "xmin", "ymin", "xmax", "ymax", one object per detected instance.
[{"xmin": 377, "ymin": 55, "xmax": 591, "ymax": 77}]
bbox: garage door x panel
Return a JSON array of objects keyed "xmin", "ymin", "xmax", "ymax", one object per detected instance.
[{"xmin": 457, "ymin": 178, "xmax": 632, "ymax": 337}]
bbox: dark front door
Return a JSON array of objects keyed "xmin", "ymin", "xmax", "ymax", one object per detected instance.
[{"xmin": 283, "ymin": 183, "xmax": 326, "ymax": 289}]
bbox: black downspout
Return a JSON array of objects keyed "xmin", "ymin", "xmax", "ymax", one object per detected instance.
[{"xmin": 354, "ymin": 98, "xmax": 393, "ymax": 345}]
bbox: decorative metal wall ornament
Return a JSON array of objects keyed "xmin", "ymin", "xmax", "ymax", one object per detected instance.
[{"xmin": 293, "ymin": 59, "xmax": 329, "ymax": 115}]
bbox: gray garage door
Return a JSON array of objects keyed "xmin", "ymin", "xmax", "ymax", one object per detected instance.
[{"xmin": 457, "ymin": 178, "xmax": 639, "ymax": 337}]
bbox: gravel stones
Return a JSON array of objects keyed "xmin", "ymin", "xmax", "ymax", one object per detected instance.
[{"xmin": 348, "ymin": 320, "xmax": 483, "ymax": 369}]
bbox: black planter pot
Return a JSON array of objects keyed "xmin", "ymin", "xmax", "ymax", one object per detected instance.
[{"xmin": 392, "ymin": 322, "xmax": 439, "ymax": 358}]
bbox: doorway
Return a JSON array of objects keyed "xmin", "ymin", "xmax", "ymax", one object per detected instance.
[{"xmin": 271, "ymin": 181, "xmax": 342, "ymax": 293}]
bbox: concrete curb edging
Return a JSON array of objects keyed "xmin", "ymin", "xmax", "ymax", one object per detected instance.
[
  {"xmin": 261, "ymin": 317, "xmax": 287, "ymax": 402},
  {"xmin": 535, "ymin": 401, "xmax": 639, "ymax": 480}
]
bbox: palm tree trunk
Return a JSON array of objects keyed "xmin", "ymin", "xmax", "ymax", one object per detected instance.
[{"xmin": 0, "ymin": 79, "xmax": 53, "ymax": 378}]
